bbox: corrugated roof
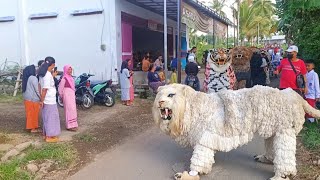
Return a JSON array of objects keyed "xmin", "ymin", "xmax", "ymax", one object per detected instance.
[{"xmin": 125, "ymin": 0, "xmax": 234, "ymax": 26}]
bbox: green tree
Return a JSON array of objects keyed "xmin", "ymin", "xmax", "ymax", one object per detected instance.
[
  {"xmin": 276, "ymin": 0, "xmax": 320, "ymax": 71},
  {"xmin": 239, "ymin": 0, "xmax": 277, "ymax": 45},
  {"xmin": 209, "ymin": 0, "xmax": 227, "ymax": 17}
]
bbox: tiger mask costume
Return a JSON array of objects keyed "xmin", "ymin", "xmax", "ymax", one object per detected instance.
[{"xmin": 203, "ymin": 48, "xmax": 236, "ymax": 93}]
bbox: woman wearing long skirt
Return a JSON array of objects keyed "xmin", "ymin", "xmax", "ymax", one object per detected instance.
[
  {"xmin": 22, "ymin": 65, "xmax": 41, "ymax": 133},
  {"xmin": 58, "ymin": 65, "xmax": 78, "ymax": 131},
  {"xmin": 120, "ymin": 59, "xmax": 133, "ymax": 106},
  {"xmin": 39, "ymin": 57, "xmax": 61, "ymax": 143}
]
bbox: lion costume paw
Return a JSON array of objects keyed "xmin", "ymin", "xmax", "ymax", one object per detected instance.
[
  {"xmin": 174, "ymin": 171, "xmax": 200, "ymax": 180},
  {"xmin": 254, "ymin": 155, "xmax": 273, "ymax": 164}
]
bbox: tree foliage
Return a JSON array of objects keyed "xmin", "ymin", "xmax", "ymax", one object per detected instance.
[
  {"xmin": 276, "ymin": 0, "xmax": 320, "ymax": 67},
  {"xmin": 239, "ymin": 0, "xmax": 277, "ymax": 45}
]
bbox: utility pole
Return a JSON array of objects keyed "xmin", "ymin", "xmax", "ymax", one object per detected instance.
[
  {"xmin": 177, "ymin": 0, "xmax": 182, "ymax": 83},
  {"xmin": 237, "ymin": 0, "xmax": 240, "ymax": 46},
  {"xmin": 257, "ymin": 23, "xmax": 260, "ymax": 45},
  {"xmin": 164, "ymin": 0, "xmax": 168, "ymax": 83}
]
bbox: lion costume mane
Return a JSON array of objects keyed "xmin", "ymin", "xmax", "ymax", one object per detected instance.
[
  {"xmin": 231, "ymin": 46, "xmax": 253, "ymax": 89},
  {"xmin": 153, "ymin": 84, "xmax": 320, "ymax": 180}
]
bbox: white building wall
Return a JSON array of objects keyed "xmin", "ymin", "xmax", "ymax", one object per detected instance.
[
  {"xmin": 0, "ymin": 0, "xmax": 118, "ymax": 82},
  {"xmin": 1, "ymin": 0, "xmax": 184, "ymax": 82},
  {"xmin": 0, "ymin": 0, "xmax": 21, "ymax": 64}
]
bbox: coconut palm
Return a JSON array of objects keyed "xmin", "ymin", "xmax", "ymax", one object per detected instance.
[
  {"xmin": 209, "ymin": 0, "xmax": 227, "ymax": 17},
  {"xmin": 252, "ymin": 0, "xmax": 275, "ymax": 17},
  {"xmin": 239, "ymin": 0, "xmax": 277, "ymax": 45}
]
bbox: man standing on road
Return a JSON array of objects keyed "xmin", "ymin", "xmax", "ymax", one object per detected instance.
[{"xmin": 274, "ymin": 45, "xmax": 308, "ymax": 96}]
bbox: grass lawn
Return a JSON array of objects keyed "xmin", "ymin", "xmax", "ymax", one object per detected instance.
[
  {"xmin": 301, "ymin": 122, "xmax": 320, "ymax": 151},
  {"xmin": 0, "ymin": 143, "xmax": 77, "ymax": 180}
]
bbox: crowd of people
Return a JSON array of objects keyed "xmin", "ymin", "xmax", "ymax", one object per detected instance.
[
  {"xmin": 22, "ymin": 44, "xmax": 318, "ymax": 142},
  {"xmin": 22, "ymin": 57, "xmax": 78, "ymax": 143}
]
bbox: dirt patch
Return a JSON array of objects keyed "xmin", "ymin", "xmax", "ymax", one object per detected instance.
[
  {"xmin": 294, "ymin": 138, "xmax": 320, "ymax": 180},
  {"xmin": 0, "ymin": 96, "xmax": 155, "ymax": 178},
  {"xmin": 69, "ymin": 98, "xmax": 154, "ymax": 175}
]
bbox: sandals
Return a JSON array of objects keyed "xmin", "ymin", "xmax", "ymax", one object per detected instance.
[
  {"xmin": 45, "ymin": 137, "xmax": 59, "ymax": 143},
  {"xmin": 67, "ymin": 128, "xmax": 78, "ymax": 132},
  {"xmin": 30, "ymin": 129, "xmax": 42, "ymax": 133}
]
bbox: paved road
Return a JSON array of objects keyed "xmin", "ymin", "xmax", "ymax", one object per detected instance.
[{"xmin": 71, "ymin": 128, "xmax": 274, "ymax": 180}]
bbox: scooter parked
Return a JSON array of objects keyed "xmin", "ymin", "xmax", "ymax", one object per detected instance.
[
  {"xmin": 90, "ymin": 79, "xmax": 115, "ymax": 107},
  {"xmin": 57, "ymin": 73, "xmax": 94, "ymax": 109}
]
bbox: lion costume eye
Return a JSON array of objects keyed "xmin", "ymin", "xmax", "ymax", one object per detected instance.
[{"xmin": 168, "ymin": 93, "xmax": 176, "ymax": 98}]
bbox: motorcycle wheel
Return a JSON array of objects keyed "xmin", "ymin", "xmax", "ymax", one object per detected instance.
[
  {"xmin": 104, "ymin": 92, "xmax": 115, "ymax": 107},
  {"xmin": 81, "ymin": 92, "xmax": 94, "ymax": 109},
  {"xmin": 57, "ymin": 95, "xmax": 64, "ymax": 108}
]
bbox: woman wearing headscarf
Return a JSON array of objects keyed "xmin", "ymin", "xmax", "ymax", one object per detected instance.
[
  {"xmin": 22, "ymin": 65, "xmax": 41, "ymax": 133},
  {"xmin": 58, "ymin": 65, "xmax": 78, "ymax": 131},
  {"xmin": 120, "ymin": 59, "xmax": 133, "ymax": 106},
  {"xmin": 148, "ymin": 63, "xmax": 165, "ymax": 93},
  {"xmin": 39, "ymin": 56, "xmax": 61, "ymax": 143}
]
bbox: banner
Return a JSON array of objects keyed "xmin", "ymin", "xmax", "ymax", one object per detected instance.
[
  {"xmin": 213, "ymin": 19, "xmax": 228, "ymax": 39},
  {"xmin": 182, "ymin": 2, "xmax": 213, "ymax": 33}
]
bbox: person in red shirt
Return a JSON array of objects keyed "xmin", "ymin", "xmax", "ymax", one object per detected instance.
[{"xmin": 274, "ymin": 45, "xmax": 308, "ymax": 95}]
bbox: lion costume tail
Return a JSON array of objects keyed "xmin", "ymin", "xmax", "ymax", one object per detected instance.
[{"xmin": 302, "ymin": 98, "xmax": 320, "ymax": 118}]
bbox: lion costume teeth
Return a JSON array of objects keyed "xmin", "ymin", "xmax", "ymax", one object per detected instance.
[{"xmin": 153, "ymin": 84, "xmax": 320, "ymax": 180}]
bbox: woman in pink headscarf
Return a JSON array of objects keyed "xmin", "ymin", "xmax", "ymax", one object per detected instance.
[{"xmin": 58, "ymin": 65, "xmax": 78, "ymax": 131}]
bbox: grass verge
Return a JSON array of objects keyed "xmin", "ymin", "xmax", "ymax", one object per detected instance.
[
  {"xmin": 0, "ymin": 93, "xmax": 23, "ymax": 103},
  {"xmin": 0, "ymin": 143, "xmax": 77, "ymax": 180},
  {"xmin": 301, "ymin": 122, "xmax": 320, "ymax": 151}
]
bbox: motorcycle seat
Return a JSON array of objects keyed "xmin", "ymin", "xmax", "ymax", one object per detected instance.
[{"xmin": 90, "ymin": 80, "xmax": 109, "ymax": 88}]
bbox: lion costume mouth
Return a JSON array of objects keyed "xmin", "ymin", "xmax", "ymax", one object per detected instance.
[{"xmin": 159, "ymin": 108, "xmax": 172, "ymax": 120}]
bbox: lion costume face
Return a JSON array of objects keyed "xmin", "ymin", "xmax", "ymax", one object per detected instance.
[
  {"xmin": 207, "ymin": 48, "xmax": 232, "ymax": 72},
  {"xmin": 152, "ymin": 84, "xmax": 195, "ymax": 137},
  {"xmin": 230, "ymin": 46, "xmax": 253, "ymax": 72}
]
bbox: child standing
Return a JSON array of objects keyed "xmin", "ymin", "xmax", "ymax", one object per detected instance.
[
  {"xmin": 170, "ymin": 68, "xmax": 177, "ymax": 84},
  {"xmin": 305, "ymin": 60, "xmax": 320, "ymax": 122}
]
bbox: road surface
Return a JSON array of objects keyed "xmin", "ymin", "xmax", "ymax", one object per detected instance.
[{"xmin": 71, "ymin": 128, "xmax": 274, "ymax": 180}]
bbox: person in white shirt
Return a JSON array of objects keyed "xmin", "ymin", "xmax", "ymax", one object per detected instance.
[
  {"xmin": 38, "ymin": 57, "xmax": 61, "ymax": 142},
  {"xmin": 305, "ymin": 60, "xmax": 320, "ymax": 123}
]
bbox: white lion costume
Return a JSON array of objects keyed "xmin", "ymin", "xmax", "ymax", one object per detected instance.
[
  {"xmin": 203, "ymin": 48, "xmax": 236, "ymax": 93},
  {"xmin": 153, "ymin": 84, "xmax": 320, "ymax": 180}
]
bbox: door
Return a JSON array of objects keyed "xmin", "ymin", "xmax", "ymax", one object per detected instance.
[{"xmin": 121, "ymin": 22, "xmax": 133, "ymax": 69}]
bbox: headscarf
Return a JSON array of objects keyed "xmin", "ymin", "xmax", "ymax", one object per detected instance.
[
  {"xmin": 188, "ymin": 55, "xmax": 195, "ymax": 63},
  {"xmin": 38, "ymin": 56, "xmax": 55, "ymax": 77},
  {"xmin": 120, "ymin": 59, "xmax": 130, "ymax": 73},
  {"xmin": 22, "ymin": 65, "xmax": 36, "ymax": 93},
  {"xmin": 63, "ymin": 65, "xmax": 75, "ymax": 91}
]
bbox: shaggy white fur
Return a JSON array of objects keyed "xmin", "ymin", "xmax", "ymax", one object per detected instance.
[{"xmin": 153, "ymin": 84, "xmax": 320, "ymax": 180}]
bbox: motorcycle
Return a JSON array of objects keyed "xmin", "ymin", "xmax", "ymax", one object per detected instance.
[
  {"xmin": 57, "ymin": 73, "xmax": 94, "ymax": 109},
  {"xmin": 90, "ymin": 79, "xmax": 115, "ymax": 107}
]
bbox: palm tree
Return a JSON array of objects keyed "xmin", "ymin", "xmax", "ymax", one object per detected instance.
[
  {"xmin": 252, "ymin": 0, "xmax": 275, "ymax": 17},
  {"xmin": 239, "ymin": 0, "xmax": 277, "ymax": 45},
  {"xmin": 209, "ymin": 0, "xmax": 227, "ymax": 17}
]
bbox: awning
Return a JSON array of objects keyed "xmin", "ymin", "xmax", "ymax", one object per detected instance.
[{"xmin": 125, "ymin": 0, "xmax": 234, "ymax": 27}]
